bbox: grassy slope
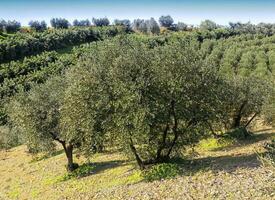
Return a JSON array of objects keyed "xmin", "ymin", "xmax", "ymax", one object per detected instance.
[{"xmin": 0, "ymin": 129, "xmax": 274, "ymax": 200}]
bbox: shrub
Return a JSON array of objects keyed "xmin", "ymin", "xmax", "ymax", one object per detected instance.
[
  {"xmin": 142, "ymin": 163, "xmax": 180, "ymax": 182},
  {"xmin": 62, "ymin": 163, "xmax": 95, "ymax": 180}
]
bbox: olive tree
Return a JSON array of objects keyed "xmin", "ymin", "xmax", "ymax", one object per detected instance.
[
  {"xmin": 211, "ymin": 45, "xmax": 273, "ymax": 132},
  {"xmin": 66, "ymin": 37, "xmax": 222, "ymax": 169},
  {"xmin": 50, "ymin": 18, "xmax": 70, "ymax": 29},
  {"xmin": 29, "ymin": 20, "xmax": 47, "ymax": 32},
  {"xmin": 177, "ymin": 22, "xmax": 188, "ymax": 31},
  {"xmin": 146, "ymin": 18, "xmax": 160, "ymax": 34},
  {"xmin": 73, "ymin": 19, "xmax": 91, "ymax": 27},
  {"xmin": 7, "ymin": 76, "xmax": 98, "ymax": 171},
  {"xmin": 131, "ymin": 18, "xmax": 160, "ymax": 34},
  {"xmin": 114, "ymin": 39, "xmax": 222, "ymax": 168},
  {"xmin": 0, "ymin": 19, "xmax": 6, "ymax": 33},
  {"xmin": 200, "ymin": 20, "xmax": 218, "ymax": 31},
  {"xmin": 132, "ymin": 19, "xmax": 144, "ymax": 32},
  {"xmin": 114, "ymin": 19, "xmax": 131, "ymax": 27},
  {"xmin": 5, "ymin": 20, "xmax": 21, "ymax": 33},
  {"xmin": 114, "ymin": 19, "xmax": 131, "ymax": 32},
  {"xmin": 92, "ymin": 17, "xmax": 110, "ymax": 26},
  {"xmin": 159, "ymin": 15, "xmax": 174, "ymax": 28},
  {"xmin": 229, "ymin": 22, "xmax": 256, "ymax": 34}
]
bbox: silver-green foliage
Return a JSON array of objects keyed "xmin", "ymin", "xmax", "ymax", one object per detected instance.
[{"xmin": 63, "ymin": 36, "xmax": 222, "ymax": 168}]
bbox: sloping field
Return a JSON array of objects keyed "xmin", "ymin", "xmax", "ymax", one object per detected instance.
[{"xmin": 0, "ymin": 129, "xmax": 274, "ymax": 200}]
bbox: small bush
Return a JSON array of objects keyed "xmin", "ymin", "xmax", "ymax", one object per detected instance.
[
  {"xmin": 142, "ymin": 163, "xmax": 180, "ymax": 182},
  {"xmin": 62, "ymin": 163, "xmax": 94, "ymax": 181}
]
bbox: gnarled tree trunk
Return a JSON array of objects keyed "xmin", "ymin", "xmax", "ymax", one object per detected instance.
[
  {"xmin": 129, "ymin": 137, "xmax": 145, "ymax": 170},
  {"xmin": 61, "ymin": 142, "xmax": 78, "ymax": 172},
  {"xmin": 231, "ymin": 101, "xmax": 247, "ymax": 129}
]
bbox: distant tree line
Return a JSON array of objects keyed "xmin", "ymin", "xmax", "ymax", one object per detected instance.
[{"xmin": 2, "ymin": 16, "xmax": 275, "ymax": 36}]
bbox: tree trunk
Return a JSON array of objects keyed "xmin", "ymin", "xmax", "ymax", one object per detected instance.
[
  {"xmin": 166, "ymin": 100, "xmax": 178, "ymax": 158},
  {"xmin": 156, "ymin": 123, "xmax": 169, "ymax": 161},
  {"xmin": 245, "ymin": 113, "xmax": 258, "ymax": 128},
  {"xmin": 231, "ymin": 114, "xmax": 242, "ymax": 129},
  {"xmin": 207, "ymin": 122, "xmax": 219, "ymax": 138},
  {"xmin": 129, "ymin": 137, "xmax": 145, "ymax": 170},
  {"xmin": 231, "ymin": 101, "xmax": 247, "ymax": 129},
  {"xmin": 61, "ymin": 143, "xmax": 78, "ymax": 172},
  {"xmin": 49, "ymin": 133, "xmax": 78, "ymax": 172}
]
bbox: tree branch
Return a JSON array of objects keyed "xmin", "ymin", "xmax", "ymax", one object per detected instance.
[{"xmin": 245, "ymin": 112, "xmax": 258, "ymax": 128}]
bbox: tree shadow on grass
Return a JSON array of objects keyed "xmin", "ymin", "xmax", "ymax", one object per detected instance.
[
  {"xmin": 172, "ymin": 153, "xmax": 262, "ymax": 175},
  {"xmin": 91, "ymin": 159, "xmax": 127, "ymax": 174},
  {"xmin": 30, "ymin": 149, "xmax": 64, "ymax": 163},
  {"xmin": 63, "ymin": 159, "xmax": 127, "ymax": 180},
  {"xmin": 246, "ymin": 132, "xmax": 275, "ymax": 143},
  {"xmin": 210, "ymin": 132, "xmax": 275, "ymax": 152},
  {"xmin": 254, "ymin": 128, "xmax": 274, "ymax": 133},
  {"xmin": 67, "ymin": 153, "xmax": 264, "ymax": 183}
]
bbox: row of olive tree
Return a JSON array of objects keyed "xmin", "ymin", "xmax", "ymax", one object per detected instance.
[
  {"xmin": 0, "ymin": 26, "xmax": 125, "ymax": 64},
  {"xmin": 201, "ymin": 35, "xmax": 275, "ymax": 134}
]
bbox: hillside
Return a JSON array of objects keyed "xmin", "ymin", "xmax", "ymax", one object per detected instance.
[
  {"xmin": 0, "ymin": 128, "xmax": 274, "ymax": 200},
  {"xmin": 0, "ymin": 17, "xmax": 275, "ymax": 200}
]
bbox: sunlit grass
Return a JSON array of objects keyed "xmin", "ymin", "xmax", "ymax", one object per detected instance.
[{"xmin": 197, "ymin": 137, "xmax": 234, "ymax": 151}]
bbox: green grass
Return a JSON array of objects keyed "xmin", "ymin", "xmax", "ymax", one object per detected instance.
[{"xmin": 198, "ymin": 137, "xmax": 234, "ymax": 151}]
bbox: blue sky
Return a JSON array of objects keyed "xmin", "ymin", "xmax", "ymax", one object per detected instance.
[{"xmin": 1, "ymin": 0, "xmax": 275, "ymax": 26}]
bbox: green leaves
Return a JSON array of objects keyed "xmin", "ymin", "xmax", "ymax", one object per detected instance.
[
  {"xmin": 5, "ymin": 31, "xmax": 275, "ymax": 169},
  {"xmin": 204, "ymin": 34, "xmax": 274, "ymax": 131},
  {"xmin": 7, "ymin": 76, "xmax": 65, "ymax": 153},
  {"xmin": 63, "ymin": 36, "xmax": 223, "ymax": 167},
  {"xmin": 0, "ymin": 26, "xmax": 125, "ymax": 64}
]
